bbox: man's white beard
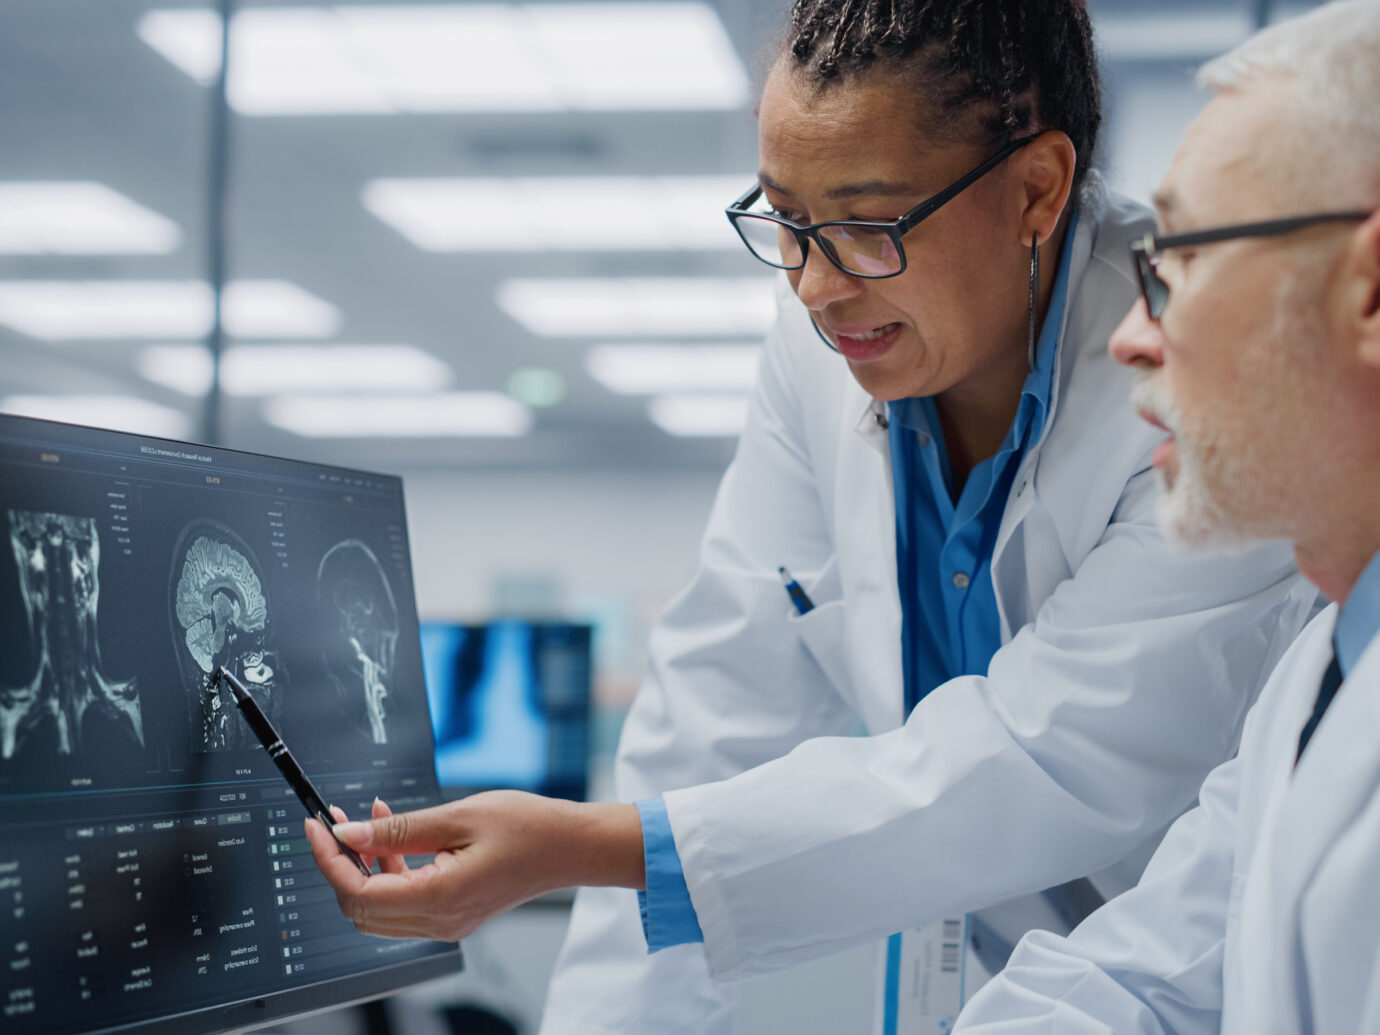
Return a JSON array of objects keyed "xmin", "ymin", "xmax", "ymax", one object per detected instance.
[{"xmin": 1129, "ymin": 374, "xmax": 1255, "ymax": 552}]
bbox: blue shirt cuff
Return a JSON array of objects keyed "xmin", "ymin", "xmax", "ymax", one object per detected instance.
[{"xmin": 634, "ymin": 797, "xmax": 705, "ymax": 952}]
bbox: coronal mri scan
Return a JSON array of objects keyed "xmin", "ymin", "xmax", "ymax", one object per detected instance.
[
  {"xmin": 318, "ymin": 540, "xmax": 397, "ymax": 745},
  {"xmin": 172, "ymin": 521, "xmax": 281, "ymax": 752},
  {"xmin": 1, "ymin": 510, "xmax": 143, "ymax": 759}
]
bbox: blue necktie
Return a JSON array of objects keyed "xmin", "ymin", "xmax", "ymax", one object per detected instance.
[{"xmin": 1296, "ymin": 647, "xmax": 1343, "ymax": 765}]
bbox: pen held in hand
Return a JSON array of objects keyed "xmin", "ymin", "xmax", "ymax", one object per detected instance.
[{"xmin": 211, "ymin": 666, "xmax": 373, "ymax": 878}]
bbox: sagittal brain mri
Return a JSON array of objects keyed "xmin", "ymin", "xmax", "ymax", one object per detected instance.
[
  {"xmin": 318, "ymin": 540, "xmax": 398, "ymax": 745},
  {"xmin": 172, "ymin": 521, "xmax": 281, "ymax": 752},
  {"xmin": 1, "ymin": 510, "xmax": 143, "ymax": 760}
]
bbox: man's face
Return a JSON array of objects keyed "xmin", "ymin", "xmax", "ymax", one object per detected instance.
[
  {"xmin": 756, "ymin": 61, "xmax": 1032, "ymax": 402},
  {"xmin": 1110, "ymin": 81, "xmax": 1355, "ymax": 548}
]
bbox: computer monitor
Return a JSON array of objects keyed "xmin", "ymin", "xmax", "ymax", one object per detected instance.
[
  {"xmin": 0, "ymin": 413, "xmax": 461, "ymax": 1034},
  {"xmin": 421, "ymin": 621, "xmax": 592, "ymax": 802}
]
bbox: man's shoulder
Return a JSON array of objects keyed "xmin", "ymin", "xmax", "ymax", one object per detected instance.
[
  {"xmin": 1070, "ymin": 182, "xmax": 1153, "ymax": 309},
  {"xmin": 1043, "ymin": 183, "xmax": 1156, "ymax": 450},
  {"xmin": 1079, "ymin": 174, "xmax": 1155, "ymax": 250}
]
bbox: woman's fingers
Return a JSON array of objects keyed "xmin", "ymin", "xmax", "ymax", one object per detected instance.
[
  {"xmin": 371, "ymin": 798, "xmax": 409, "ymax": 875},
  {"xmin": 304, "ymin": 813, "xmax": 371, "ymax": 891}
]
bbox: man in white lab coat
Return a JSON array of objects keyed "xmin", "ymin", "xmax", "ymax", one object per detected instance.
[
  {"xmin": 954, "ymin": 2, "xmax": 1380, "ymax": 1031},
  {"xmin": 307, "ymin": 3, "xmax": 1319, "ymax": 1032}
]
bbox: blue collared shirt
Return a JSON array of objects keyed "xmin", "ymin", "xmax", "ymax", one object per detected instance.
[
  {"xmin": 1335, "ymin": 549, "xmax": 1380, "ymax": 677},
  {"xmin": 635, "ymin": 211, "xmax": 1079, "ymax": 951}
]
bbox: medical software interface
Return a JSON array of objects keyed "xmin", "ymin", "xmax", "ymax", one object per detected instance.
[{"xmin": 0, "ymin": 414, "xmax": 458, "ymax": 1034}]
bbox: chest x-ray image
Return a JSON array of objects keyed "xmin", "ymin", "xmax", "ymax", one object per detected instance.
[
  {"xmin": 1, "ymin": 510, "xmax": 143, "ymax": 760},
  {"xmin": 318, "ymin": 540, "xmax": 397, "ymax": 745},
  {"xmin": 172, "ymin": 520, "xmax": 282, "ymax": 752}
]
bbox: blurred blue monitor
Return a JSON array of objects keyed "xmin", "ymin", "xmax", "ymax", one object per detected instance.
[{"xmin": 420, "ymin": 620, "xmax": 592, "ymax": 801}]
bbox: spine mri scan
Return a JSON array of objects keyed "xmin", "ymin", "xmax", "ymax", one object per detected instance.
[{"xmin": 2, "ymin": 510, "xmax": 143, "ymax": 759}]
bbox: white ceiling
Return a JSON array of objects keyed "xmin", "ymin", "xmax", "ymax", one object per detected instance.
[{"xmin": 0, "ymin": 0, "xmax": 1305, "ymax": 473}]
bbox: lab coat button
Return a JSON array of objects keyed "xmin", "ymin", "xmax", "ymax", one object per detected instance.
[
  {"xmin": 874, "ymin": 412, "xmax": 889, "ymax": 430},
  {"xmin": 952, "ymin": 572, "xmax": 971, "ymax": 590}
]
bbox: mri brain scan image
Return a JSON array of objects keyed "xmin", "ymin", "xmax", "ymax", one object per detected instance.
[
  {"xmin": 1, "ymin": 510, "xmax": 143, "ymax": 760},
  {"xmin": 318, "ymin": 540, "xmax": 397, "ymax": 745},
  {"xmin": 172, "ymin": 521, "xmax": 281, "ymax": 752}
]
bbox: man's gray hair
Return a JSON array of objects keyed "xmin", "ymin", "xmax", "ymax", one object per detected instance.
[{"xmin": 1198, "ymin": 0, "xmax": 1380, "ymax": 202}]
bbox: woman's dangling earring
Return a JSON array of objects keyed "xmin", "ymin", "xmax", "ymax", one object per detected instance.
[{"xmin": 1027, "ymin": 233, "xmax": 1040, "ymax": 372}]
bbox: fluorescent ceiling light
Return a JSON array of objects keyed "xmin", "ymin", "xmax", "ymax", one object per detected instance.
[
  {"xmin": 586, "ymin": 344, "xmax": 760, "ymax": 395},
  {"xmin": 1093, "ymin": 12, "xmax": 1251, "ymax": 60},
  {"xmin": 521, "ymin": 3, "xmax": 747, "ymax": 110},
  {"xmin": 138, "ymin": 8, "xmax": 222, "ymax": 84},
  {"xmin": 0, "ymin": 182, "xmax": 182, "ymax": 254},
  {"xmin": 648, "ymin": 393, "xmax": 749, "ymax": 438},
  {"xmin": 364, "ymin": 176, "xmax": 746, "ymax": 252},
  {"xmin": 138, "ymin": 344, "xmax": 452, "ymax": 396},
  {"xmin": 264, "ymin": 392, "xmax": 532, "ymax": 437},
  {"xmin": 139, "ymin": 345, "xmax": 215, "ymax": 395},
  {"xmin": 1, "ymin": 395, "xmax": 191, "ymax": 439},
  {"xmin": 0, "ymin": 280, "xmax": 341, "ymax": 341},
  {"xmin": 222, "ymin": 281, "xmax": 342, "ymax": 339},
  {"xmin": 497, "ymin": 278, "xmax": 777, "ymax": 338},
  {"xmin": 138, "ymin": 4, "xmax": 748, "ymax": 115}
]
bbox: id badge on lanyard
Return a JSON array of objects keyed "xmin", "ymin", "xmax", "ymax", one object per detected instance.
[{"xmin": 874, "ymin": 915, "xmax": 969, "ymax": 1035}]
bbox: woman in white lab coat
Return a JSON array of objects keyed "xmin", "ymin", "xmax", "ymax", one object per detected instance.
[{"xmin": 307, "ymin": 2, "xmax": 1317, "ymax": 1032}]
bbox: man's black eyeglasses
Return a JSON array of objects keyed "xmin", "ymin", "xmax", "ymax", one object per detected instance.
[
  {"xmin": 725, "ymin": 134, "xmax": 1038, "ymax": 280},
  {"xmin": 1131, "ymin": 211, "xmax": 1371, "ymax": 321}
]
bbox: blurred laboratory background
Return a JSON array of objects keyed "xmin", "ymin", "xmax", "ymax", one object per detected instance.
[{"xmin": 0, "ymin": 1, "xmax": 1327, "ymax": 1031}]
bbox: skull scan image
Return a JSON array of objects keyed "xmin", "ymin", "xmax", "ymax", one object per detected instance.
[
  {"xmin": 318, "ymin": 540, "xmax": 397, "ymax": 745},
  {"xmin": 1, "ymin": 511, "xmax": 143, "ymax": 760},
  {"xmin": 172, "ymin": 523, "xmax": 280, "ymax": 752}
]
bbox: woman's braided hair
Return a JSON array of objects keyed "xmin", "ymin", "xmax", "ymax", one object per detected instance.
[{"xmin": 786, "ymin": 0, "xmax": 1101, "ymax": 192}]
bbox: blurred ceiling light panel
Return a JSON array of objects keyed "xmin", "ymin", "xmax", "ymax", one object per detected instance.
[
  {"xmin": 263, "ymin": 392, "xmax": 533, "ymax": 437},
  {"xmin": 0, "ymin": 280, "xmax": 341, "ymax": 341},
  {"xmin": 139, "ymin": 344, "xmax": 452, "ymax": 396},
  {"xmin": 647, "ymin": 393, "xmax": 750, "ymax": 438},
  {"xmin": 0, "ymin": 395, "xmax": 190, "ymax": 439},
  {"xmin": 0, "ymin": 182, "xmax": 182, "ymax": 254},
  {"xmin": 585, "ymin": 344, "xmax": 761, "ymax": 395},
  {"xmin": 363, "ymin": 176, "xmax": 746, "ymax": 252},
  {"xmin": 1093, "ymin": 11, "xmax": 1250, "ymax": 59},
  {"xmin": 497, "ymin": 278, "xmax": 776, "ymax": 338},
  {"xmin": 137, "ymin": 3, "xmax": 748, "ymax": 115}
]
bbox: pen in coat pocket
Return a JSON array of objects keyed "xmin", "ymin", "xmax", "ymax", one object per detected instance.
[{"xmin": 778, "ymin": 566, "xmax": 815, "ymax": 616}]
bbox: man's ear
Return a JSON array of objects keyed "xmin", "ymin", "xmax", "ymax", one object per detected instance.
[
  {"xmin": 1015, "ymin": 130, "xmax": 1076, "ymax": 248},
  {"xmin": 1351, "ymin": 209, "xmax": 1380, "ymax": 368}
]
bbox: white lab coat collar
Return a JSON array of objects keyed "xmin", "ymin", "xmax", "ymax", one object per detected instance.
[{"xmin": 853, "ymin": 395, "xmax": 891, "ymax": 456}]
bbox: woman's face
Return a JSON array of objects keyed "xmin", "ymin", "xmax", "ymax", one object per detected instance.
[{"xmin": 757, "ymin": 61, "xmax": 1032, "ymax": 402}]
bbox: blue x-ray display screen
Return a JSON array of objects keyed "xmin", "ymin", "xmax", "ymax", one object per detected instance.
[{"xmin": 421, "ymin": 621, "xmax": 591, "ymax": 801}]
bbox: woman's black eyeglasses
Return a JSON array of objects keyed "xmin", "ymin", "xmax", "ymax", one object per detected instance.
[
  {"xmin": 725, "ymin": 134, "xmax": 1038, "ymax": 279},
  {"xmin": 1131, "ymin": 211, "xmax": 1371, "ymax": 320}
]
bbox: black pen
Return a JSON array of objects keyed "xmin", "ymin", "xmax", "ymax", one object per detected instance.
[
  {"xmin": 778, "ymin": 566, "xmax": 815, "ymax": 615},
  {"xmin": 211, "ymin": 666, "xmax": 373, "ymax": 878}
]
